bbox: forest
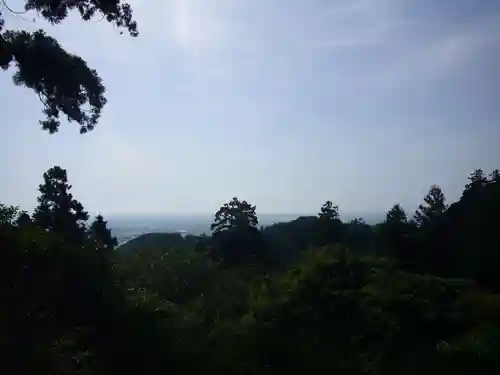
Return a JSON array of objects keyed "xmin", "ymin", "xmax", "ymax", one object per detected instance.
[
  {"xmin": 3, "ymin": 164, "xmax": 500, "ymax": 375},
  {"xmin": 2, "ymin": 2, "xmax": 500, "ymax": 375}
]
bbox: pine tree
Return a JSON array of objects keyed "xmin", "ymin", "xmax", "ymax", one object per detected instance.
[
  {"xmin": 32, "ymin": 166, "xmax": 88, "ymax": 245},
  {"xmin": 88, "ymin": 214, "xmax": 117, "ymax": 251},
  {"xmin": 0, "ymin": 204, "xmax": 20, "ymax": 225},
  {"xmin": 210, "ymin": 197, "xmax": 264, "ymax": 265},
  {"xmin": 210, "ymin": 197, "xmax": 258, "ymax": 235},
  {"xmin": 464, "ymin": 169, "xmax": 487, "ymax": 192},
  {"xmin": 317, "ymin": 200, "xmax": 343, "ymax": 245},
  {"xmin": 1, "ymin": 0, "xmax": 138, "ymax": 133},
  {"xmin": 414, "ymin": 185, "xmax": 447, "ymax": 227},
  {"xmin": 318, "ymin": 200, "xmax": 339, "ymax": 221},
  {"xmin": 383, "ymin": 204, "xmax": 410, "ymax": 260},
  {"xmin": 385, "ymin": 204, "xmax": 408, "ymax": 228},
  {"xmin": 489, "ymin": 169, "xmax": 500, "ymax": 183}
]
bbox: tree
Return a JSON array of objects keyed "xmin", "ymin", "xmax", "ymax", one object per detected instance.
[
  {"xmin": 210, "ymin": 197, "xmax": 258, "ymax": 235},
  {"xmin": 318, "ymin": 200, "xmax": 339, "ymax": 221},
  {"xmin": 489, "ymin": 169, "xmax": 500, "ymax": 183},
  {"xmin": 464, "ymin": 169, "xmax": 487, "ymax": 193},
  {"xmin": 414, "ymin": 185, "xmax": 447, "ymax": 227},
  {"xmin": 32, "ymin": 166, "xmax": 89, "ymax": 244},
  {"xmin": 349, "ymin": 217, "xmax": 365, "ymax": 226},
  {"xmin": 210, "ymin": 197, "xmax": 265, "ymax": 266},
  {"xmin": 317, "ymin": 200, "xmax": 343, "ymax": 245},
  {"xmin": 382, "ymin": 204, "xmax": 411, "ymax": 260},
  {"xmin": 0, "ymin": 203, "xmax": 21, "ymax": 225},
  {"xmin": 88, "ymin": 214, "xmax": 117, "ymax": 251},
  {"xmin": 0, "ymin": 0, "xmax": 138, "ymax": 133},
  {"xmin": 385, "ymin": 204, "xmax": 409, "ymax": 236},
  {"xmin": 386, "ymin": 204, "xmax": 407, "ymax": 225}
]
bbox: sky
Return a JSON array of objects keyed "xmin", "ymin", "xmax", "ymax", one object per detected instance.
[{"xmin": 1, "ymin": 0, "xmax": 500, "ymax": 217}]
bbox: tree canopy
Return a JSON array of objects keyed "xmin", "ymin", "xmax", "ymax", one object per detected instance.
[
  {"xmin": 4, "ymin": 161, "xmax": 500, "ymax": 375},
  {"xmin": 0, "ymin": 0, "xmax": 138, "ymax": 133},
  {"xmin": 414, "ymin": 185, "xmax": 447, "ymax": 227},
  {"xmin": 210, "ymin": 197, "xmax": 259, "ymax": 235}
]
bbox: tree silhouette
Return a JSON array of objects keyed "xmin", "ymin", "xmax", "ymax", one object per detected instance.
[
  {"xmin": 489, "ymin": 169, "xmax": 500, "ymax": 183},
  {"xmin": 386, "ymin": 204, "xmax": 407, "ymax": 224},
  {"xmin": 32, "ymin": 166, "xmax": 88, "ymax": 245},
  {"xmin": 210, "ymin": 197, "xmax": 258, "ymax": 235},
  {"xmin": 210, "ymin": 197, "xmax": 265, "ymax": 266},
  {"xmin": 88, "ymin": 214, "xmax": 117, "ymax": 252},
  {"xmin": 0, "ymin": 0, "xmax": 138, "ymax": 133},
  {"xmin": 0, "ymin": 203, "xmax": 21, "ymax": 225},
  {"xmin": 317, "ymin": 200, "xmax": 343, "ymax": 245},
  {"xmin": 464, "ymin": 169, "xmax": 487, "ymax": 193},
  {"xmin": 414, "ymin": 185, "xmax": 447, "ymax": 227},
  {"xmin": 382, "ymin": 204, "xmax": 411, "ymax": 261},
  {"xmin": 318, "ymin": 200, "xmax": 339, "ymax": 221}
]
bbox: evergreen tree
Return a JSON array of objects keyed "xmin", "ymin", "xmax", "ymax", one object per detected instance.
[
  {"xmin": 464, "ymin": 169, "xmax": 487, "ymax": 193},
  {"xmin": 32, "ymin": 166, "xmax": 88, "ymax": 245},
  {"xmin": 210, "ymin": 197, "xmax": 264, "ymax": 265},
  {"xmin": 0, "ymin": 204, "xmax": 20, "ymax": 225},
  {"xmin": 383, "ymin": 204, "xmax": 410, "ymax": 260},
  {"xmin": 210, "ymin": 197, "xmax": 258, "ymax": 235},
  {"xmin": 386, "ymin": 204, "xmax": 407, "ymax": 224},
  {"xmin": 0, "ymin": 0, "xmax": 138, "ymax": 133},
  {"xmin": 414, "ymin": 185, "xmax": 447, "ymax": 227},
  {"xmin": 489, "ymin": 169, "xmax": 500, "ymax": 183},
  {"xmin": 318, "ymin": 200, "xmax": 339, "ymax": 221},
  {"xmin": 317, "ymin": 200, "xmax": 344, "ymax": 245},
  {"xmin": 88, "ymin": 214, "xmax": 117, "ymax": 251}
]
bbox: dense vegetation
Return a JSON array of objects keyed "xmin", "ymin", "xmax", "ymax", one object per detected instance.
[
  {"xmin": 2, "ymin": 2, "xmax": 500, "ymax": 375},
  {"xmin": 3, "ymin": 166, "xmax": 500, "ymax": 375}
]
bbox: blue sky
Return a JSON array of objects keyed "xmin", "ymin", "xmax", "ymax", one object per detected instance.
[{"xmin": 1, "ymin": 0, "xmax": 499, "ymax": 217}]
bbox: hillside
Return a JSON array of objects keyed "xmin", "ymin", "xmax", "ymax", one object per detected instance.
[{"xmin": 118, "ymin": 232, "xmax": 203, "ymax": 253}]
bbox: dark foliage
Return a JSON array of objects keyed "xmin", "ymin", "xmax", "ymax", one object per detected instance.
[
  {"xmin": 3, "ymin": 165, "xmax": 500, "ymax": 375},
  {"xmin": 88, "ymin": 214, "xmax": 117, "ymax": 252},
  {"xmin": 32, "ymin": 166, "xmax": 89, "ymax": 245},
  {"xmin": 317, "ymin": 200, "xmax": 345, "ymax": 244},
  {"xmin": 0, "ymin": 0, "xmax": 137, "ymax": 133},
  {"xmin": 382, "ymin": 170, "xmax": 500, "ymax": 290},
  {"xmin": 209, "ymin": 197, "xmax": 268, "ymax": 266}
]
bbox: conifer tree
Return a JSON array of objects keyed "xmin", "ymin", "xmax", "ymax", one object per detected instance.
[
  {"xmin": 88, "ymin": 214, "xmax": 117, "ymax": 251},
  {"xmin": 414, "ymin": 185, "xmax": 447, "ymax": 227},
  {"xmin": 33, "ymin": 166, "xmax": 88, "ymax": 245}
]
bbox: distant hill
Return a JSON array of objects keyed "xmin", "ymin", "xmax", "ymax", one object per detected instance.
[
  {"xmin": 109, "ymin": 213, "xmax": 384, "ymax": 247},
  {"xmin": 118, "ymin": 232, "xmax": 203, "ymax": 253}
]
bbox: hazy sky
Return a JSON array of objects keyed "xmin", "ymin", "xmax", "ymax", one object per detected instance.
[{"xmin": 1, "ymin": 0, "xmax": 499, "ymax": 216}]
